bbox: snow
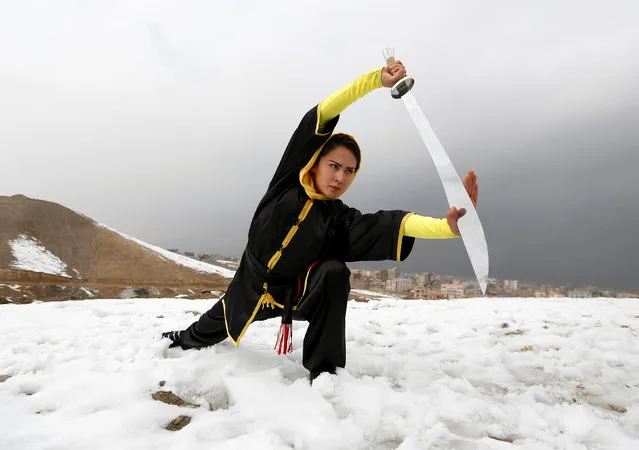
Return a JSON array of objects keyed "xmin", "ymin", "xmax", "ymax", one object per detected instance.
[
  {"xmin": 352, "ymin": 289, "xmax": 398, "ymax": 299},
  {"xmin": 0, "ymin": 284, "xmax": 22, "ymax": 291},
  {"xmin": 1, "ymin": 297, "xmax": 638, "ymax": 449},
  {"xmin": 8, "ymin": 234, "xmax": 70, "ymax": 277},
  {"xmin": 96, "ymin": 223, "xmax": 235, "ymax": 278}
]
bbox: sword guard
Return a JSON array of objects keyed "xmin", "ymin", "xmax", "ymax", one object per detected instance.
[
  {"xmin": 383, "ymin": 48, "xmax": 415, "ymax": 99},
  {"xmin": 391, "ymin": 76, "xmax": 415, "ymax": 99}
]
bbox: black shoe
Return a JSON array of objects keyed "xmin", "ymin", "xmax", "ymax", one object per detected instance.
[
  {"xmin": 162, "ymin": 330, "xmax": 183, "ymax": 348},
  {"xmin": 309, "ymin": 369, "xmax": 335, "ymax": 384}
]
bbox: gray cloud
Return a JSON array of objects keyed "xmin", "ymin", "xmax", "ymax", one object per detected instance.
[{"xmin": 1, "ymin": 1, "xmax": 638, "ymax": 290}]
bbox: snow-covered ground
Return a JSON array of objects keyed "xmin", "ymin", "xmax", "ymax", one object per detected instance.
[
  {"xmin": 352, "ymin": 289, "xmax": 400, "ymax": 300},
  {"xmin": 8, "ymin": 234, "xmax": 70, "ymax": 277},
  {"xmin": 1, "ymin": 297, "xmax": 638, "ymax": 450}
]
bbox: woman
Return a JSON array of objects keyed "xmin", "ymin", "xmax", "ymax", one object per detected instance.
[{"xmin": 163, "ymin": 60, "xmax": 479, "ymax": 382}]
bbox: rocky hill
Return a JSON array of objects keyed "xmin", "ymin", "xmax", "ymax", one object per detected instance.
[{"xmin": 0, "ymin": 195, "xmax": 233, "ymax": 303}]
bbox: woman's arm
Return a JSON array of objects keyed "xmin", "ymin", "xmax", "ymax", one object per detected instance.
[
  {"xmin": 267, "ymin": 61, "xmax": 407, "ymax": 191},
  {"xmin": 403, "ymin": 214, "xmax": 459, "ymax": 239},
  {"xmin": 318, "ymin": 61, "xmax": 408, "ymax": 131},
  {"xmin": 317, "ymin": 68, "xmax": 382, "ymax": 132}
]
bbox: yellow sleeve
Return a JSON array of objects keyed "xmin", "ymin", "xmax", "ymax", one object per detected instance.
[
  {"xmin": 318, "ymin": 67, "xmax": 383, "ymax": 131},
  {"xmin": 403, "ymin": 214, "xmax": 459, "ymax": 239}
]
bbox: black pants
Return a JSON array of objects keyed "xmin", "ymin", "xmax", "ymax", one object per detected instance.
[{"xmin": 179, "ymin": 260, "xmax": 350, "ymax": 374}]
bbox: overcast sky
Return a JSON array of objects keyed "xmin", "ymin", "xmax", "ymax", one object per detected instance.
[{"xmin": 1, "ymin": 1, "xmax": 638, "ymax": 291}]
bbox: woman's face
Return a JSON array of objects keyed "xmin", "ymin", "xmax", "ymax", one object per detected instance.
[{"xmin": 310, "ymin": 146, "xmax": 358, "ymax": 199}]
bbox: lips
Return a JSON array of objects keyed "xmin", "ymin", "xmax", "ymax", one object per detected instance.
[{"xmin": 329, "ymin": 186, "xmax": 340, "ymax": 192}]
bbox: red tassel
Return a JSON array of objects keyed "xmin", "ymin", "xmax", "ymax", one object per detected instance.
[{"xmin": 274, "ymin": 323, "xmax": 292, "ymax": 355}]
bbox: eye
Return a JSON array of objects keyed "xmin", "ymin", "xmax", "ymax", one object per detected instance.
[
  {"xmin": 346, "ymin": 168, "xmax": 355, "ymax": 175},
  {"xmin": 330, "ymin": 163, "xmax": 339, "ymax": 169}
]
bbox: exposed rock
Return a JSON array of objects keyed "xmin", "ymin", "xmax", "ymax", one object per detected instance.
[
  {"xmin": 42, "ymin": 285, "xmax": 65, "ymax": 298},
  {"xmin": 505, "ymin": 329, "xmax": 525, "ymax": 336},
  {"xmin": 607, "ymin": 404, "xmax": 627, "ymax": 414},
  {"xmin": 165, "ymin": 415, "xmax": 191, "ymax": 431},
  {"xmin": 488, "ymin": 435, "xmax": 515, "ymax": 443},
  {"xmin": 152, "ymin": 390, "xmax": 199, "ymax": 408}
]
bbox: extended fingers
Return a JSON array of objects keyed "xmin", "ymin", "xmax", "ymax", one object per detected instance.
[
  {"xmin": 464, "ymin": 170, "xmax": 476, "ymax": 188},
  {"xmin": 464, "ymin": 170, "xmax": 478, "ymax": 206}
]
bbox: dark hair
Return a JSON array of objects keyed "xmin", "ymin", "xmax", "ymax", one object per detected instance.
[{"xmin": 318, "ymin": 134, "xmax": 361, "ymax": 171}]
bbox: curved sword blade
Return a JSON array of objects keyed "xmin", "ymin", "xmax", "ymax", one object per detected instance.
[{"xmin": 402, "ymin": 92, "xmax": 489, "ymax": 294}]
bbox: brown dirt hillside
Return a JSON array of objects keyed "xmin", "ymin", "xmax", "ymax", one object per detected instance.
[
  {"xmin": 1, "ymin": 195, "xmax": 98, "ymax": 279},
  {"xmin": 0, "ymin": 194, "xmax": 227, "ymax": 288}
]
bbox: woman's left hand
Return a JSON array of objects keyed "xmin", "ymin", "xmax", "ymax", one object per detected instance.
[
  {"xmin": 381, "ymin": 61, "xmax": 407, "ymax": 88},
  {"xmin": 446, "ymin": 170, "xmax": 478, "ymax": 236}
]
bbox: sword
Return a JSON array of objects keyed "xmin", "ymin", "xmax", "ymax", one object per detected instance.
[{"xmin": 383, "ymin": 48, "xmax": 489, "ymax": 294}]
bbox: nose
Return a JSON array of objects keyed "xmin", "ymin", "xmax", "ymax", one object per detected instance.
[{"xmin": 334, "ymin": 171, "xmax": 344, "ymax": 184}]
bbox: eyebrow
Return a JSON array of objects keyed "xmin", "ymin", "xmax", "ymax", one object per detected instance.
[{"xmin": 328, "ymin": 159, "xmax": 356, "ymax": 171}]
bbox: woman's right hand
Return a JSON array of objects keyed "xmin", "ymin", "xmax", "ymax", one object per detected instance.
[
  {"xmin": 446, "ymin": 170, "xmax": 478, "ymax": 236},
  {"xmin": 381, "ymin": 61, "xmax": 407, "ymax": 88}
]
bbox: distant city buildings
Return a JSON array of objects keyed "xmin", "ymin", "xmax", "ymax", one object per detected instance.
[
  {"xmin": 567, "ymin": 289, "xmax": 593, "ymax": 299},
  {"xmin": 462, "ymin": 281, "xmax": 482, "ymax": 297},
  {"xmin": 345, "ymin": 267, "xmax": 638, "ymax": 299},
  {"xmin": 387, "ymin": 268, "xmax": 400, "ymax": 280},
  {"xmin": 170, "ymin": 250, "xmax": 638, "ymax": 299},
  {"xmin": 355, "ymin": 264, "xmax": 638, "ymax": 300},
  {"xmin": 386, "ymin": 278, "xmax": 413, "ymax": 293},
  {"xmin": 441, "ymin": 283, "xmax": 464, "ymax": 299},
  {"xmin": 504, "ymin": 280, "xmax": 518, "ymax": 291}
]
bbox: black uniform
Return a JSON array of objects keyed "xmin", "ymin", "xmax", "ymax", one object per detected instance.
[{"xmin": 178, "ymin": 105, "xmax": 415, "ymax": 375}]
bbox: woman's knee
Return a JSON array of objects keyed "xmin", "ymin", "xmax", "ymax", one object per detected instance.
[{"xmin": 319, "ymin": 260, "xmax": 350, "ymax": 283}]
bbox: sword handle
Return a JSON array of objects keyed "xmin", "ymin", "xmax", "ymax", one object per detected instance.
[
  {"xmin": 382, "ymin": 48, "xmax": 395, "ymax": 67},
  {"xmin": 381, "ymin": 48, "xmax": 415, "ymax": 99}
]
